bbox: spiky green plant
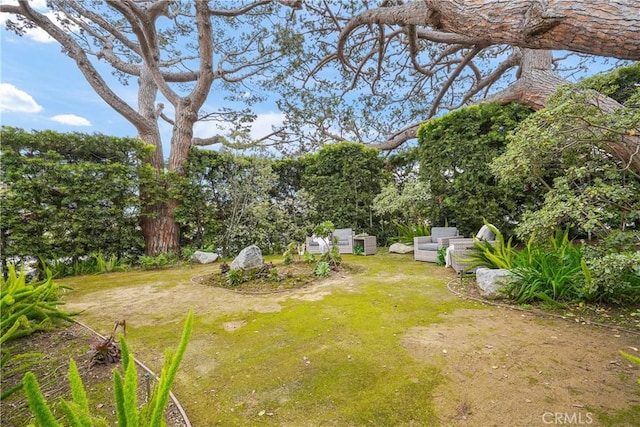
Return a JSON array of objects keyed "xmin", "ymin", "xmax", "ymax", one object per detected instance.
[
  {"xmin": 389, "ymin": 221, "xmax": 431, "ymax": 244},
  {"xmin": 21, "ymin": 310, "xmax": 194, "ymax": 426},
  {"xmin": 1, "ymin": 263, "xmax": 75, "ymax": 400}
]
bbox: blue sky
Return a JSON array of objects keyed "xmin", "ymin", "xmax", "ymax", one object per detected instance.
[{"xmin": 0, "ymin": 1, "xmax": 284, "ymax": 156}]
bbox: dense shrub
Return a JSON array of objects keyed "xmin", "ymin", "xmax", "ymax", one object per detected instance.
[{"xmin": 0, "ymin": 128, "xmax": 148, "ymax": 272}]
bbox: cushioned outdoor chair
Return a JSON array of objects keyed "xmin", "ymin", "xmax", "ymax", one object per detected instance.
[
  {"xmin": 332, "ymin": 228, "xmax": 354, "ymax": 254},
  {"xmin": 306, "ymin": 228, "xmax": 354, "ymax": 255},
  {"xmin": 413, "ymin": 227, "xmax": 460, "ymax": 262},
  {"xmin": 305, "ymin": 235, "xmax": 327, "ymax": 254},
  {"xmin": 446, "ymin": 225, "xmax": 496, "ymax": 274}
]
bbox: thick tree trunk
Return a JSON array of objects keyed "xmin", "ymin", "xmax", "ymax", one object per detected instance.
[
  {"xmin": 141, "ymin": 199, "xmax": 180, "ymax": 256},
  {"xmin": 137, "ymin": 68, "xmax": 181, "ymax": 256}
]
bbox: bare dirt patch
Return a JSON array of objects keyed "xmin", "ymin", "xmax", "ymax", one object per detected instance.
[{"xmin": 401, "ymin": 305, "xmax": 640, "ymax": 426}]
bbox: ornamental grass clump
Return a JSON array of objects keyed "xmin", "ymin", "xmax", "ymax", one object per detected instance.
[{"xmin": 506, "ymin": 228, "xmax": 585, "ymax": 304}]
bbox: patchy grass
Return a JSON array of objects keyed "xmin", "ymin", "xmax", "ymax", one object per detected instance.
[
  {"xmin": 56, "ymin": 253, "xmax": 472, "ymax": 425},
  {"xmin": 39, "ymin": 252, "xmax": 640, "ymax": 425}
]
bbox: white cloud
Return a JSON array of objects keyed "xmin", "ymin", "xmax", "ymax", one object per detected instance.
[
  {"xmin": 51, "ymin": 114, "xmax": 92, "ymax": 126},
  {"xmin": 0, "ymin": 83, "xmax": 43, "ymax": 113},
  {"xmin": 250, "ymin": 112, "xmax": 285, "ymax": 139}
]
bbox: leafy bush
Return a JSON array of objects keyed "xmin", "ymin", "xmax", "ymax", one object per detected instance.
[
  {"xmin": 22, "ymin": 310, "xmax": 193, "ymax": 426},
  {"xmin": 313, "ymin": 261, "xmax": 331, "ymax": 277},
  {"xmin": 581, "ymin": 252, "xmax": 640, "ymax": 304},
  {"xmin": 320, "ymin": 245, "xmax": 342, "ymax": 268},
  {"xmin": 458, "ymin": 222, "xmax": 517, "ymax": 270},
  {"xmin": 507, "ymin": 229, "xmax": 585, "ymax": 304},
  {"xmin": 226, "ymin": 269, "xmax": 243, "ymax": 286},
  {"xmin": 138, "ymin": 253, "xmax": 169, "ymax": 270}
]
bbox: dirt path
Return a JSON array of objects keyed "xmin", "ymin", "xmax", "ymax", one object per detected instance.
[{"xmin": 61, "ymin": 260, "xmax": 640, "ymax": 426}]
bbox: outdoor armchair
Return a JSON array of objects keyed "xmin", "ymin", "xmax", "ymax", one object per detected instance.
[
  {"xmin": 413, "ymin": 227, "xmax": 460, "ymax": 262},
  {"xmin": 446, "ymin": 225, "xmax": 496, "ymax": 274}
]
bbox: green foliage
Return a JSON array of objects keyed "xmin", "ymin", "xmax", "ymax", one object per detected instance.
[
  {"xmin": 507, "ymin": 229, "xmax": 585, "ymax": 304},
  {"xmin": 303, "ymin": 252, "xmax": 316, "ymax": 263},
  {"xmin": 313, "ymin": 261, "xmax": 331, "ymax": 277},
  {"xmin": 415, "ymin": 103, "xmax": 534, "ymax": 237},
  {"xmin": 282, "ymin": 242, "xmax": 301, "ymax": 265},
  {"xmin": 1, "ymin": 264, "xmax": 73, "ymax": 344},
  {"xmin": 372, "ymin": 177, "xmax": 431, "ymax": 226},
  {"xmin": 175, "ymin": 149, "xmax": 312, "ymax": 256},
  {"xmin": 581, "ymin": 251, "xmax": 640, "ymax": 304},
  {"xmin": 389, "ymin": 221, "xmax": 431, "ymax": 244},
  {"xmin": 320, "ymin": 245, "xmax": 342, "ymax": 268},
  {"xmin": 22, "ymin": 311, "xmax": 193, "ymax": 427},
  {"xmin": 302, "ymin": 142, "xmax": 390, "ymax": 239},
  {"xmin": 435, "ymin": 247, "xmax": 447, "ymax": 267},
  {"xmin": 492, "ymin": 65, "xmax": 640, "ymax": 243},
  {"xmin": 138, "ymin": 253, "xmax": 170, "ymax": 270},
  {"xmin": 226, "ymin": 269, "xmax": 244, "ymax": 286},
  {"xmin": 0, "ymin": 128, "xmax": 147, "ymax": 270},
  {"xmin": 460, "ymin": 222, "xmax": 516, "ymax": 270},
  {"xmin": 1, "ymin": 264, "xmax": 73, "ymax": 400}
]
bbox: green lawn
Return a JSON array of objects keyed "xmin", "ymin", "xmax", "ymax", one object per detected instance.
[{"xmin": 60, "ymin": 252, "xmax": 479, "ymax": 425}]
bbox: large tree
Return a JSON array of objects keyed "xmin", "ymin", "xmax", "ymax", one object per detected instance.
[
  {"xmin": 275, "ymin": 0, "xmax": 639, "ymax": 170},
  {"xmin": 1, "ymin": 0, "xmax": 302, "ymax": 255},
  {"xmin": 3, "ymin": 0, "xmax": 639, "ymax": 255}
]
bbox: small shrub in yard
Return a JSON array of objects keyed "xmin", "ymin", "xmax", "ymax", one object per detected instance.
[
  {"xmin": 138, "ymin": 253, "xmax": 169, "ymax": 269},
  {"xmin": 581, "ymin": 251, "xmax": 640, "ymax": 304},
  {"xmin": 304, "ymin": 252, "xmax": 316, "ymax": 263},
  {"xmin": 470, "ymin": 222, "xmax": 517, "ymax": 270},
  {"xmin": 226, "ymin": 269, "xmax": 244, "ymax": 286},
  {"xmin": 313, "ymin": 261, "xmax": 331, "ymax": 277}
]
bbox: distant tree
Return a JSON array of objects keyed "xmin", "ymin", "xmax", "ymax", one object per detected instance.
[
  {"xmin": 1, "ymin": 0, "xmax": 303, "ymax": 255},
  {"xmin": 0, "ymin": 128, "xmax": 148, "ymax": 271}
]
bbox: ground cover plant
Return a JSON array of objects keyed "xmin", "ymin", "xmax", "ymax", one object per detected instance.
[{"xmin": 52, "ymin": 254, "xmax": 639, "ymax": 426}]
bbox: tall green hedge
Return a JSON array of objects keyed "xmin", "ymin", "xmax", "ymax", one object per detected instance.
[{"xmin": 0, "ymin": 127, "xmax": 150, "ymax": 271}]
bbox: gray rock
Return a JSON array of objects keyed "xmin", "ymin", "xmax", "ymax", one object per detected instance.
[
  {"xmin": 192, "ymin": 251, "xmax": 219, "ymax": 264},
  {"xmin": 389, "ymin": 243, "xmax": 414, "ymax": 254},
  {"xmin": 476, "ymin": 268, "xmax": 512, "ymax": 299},
  {"xmin": 230, "ymin": 245, "xmax": 263, "ymax": 270}
]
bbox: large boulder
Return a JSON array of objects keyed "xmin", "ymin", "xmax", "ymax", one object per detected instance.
[
  {"xmin": 476, "ymin": 268, "xmax": 512, "ymax": 299},
  {"xmin": 230, "ymin": 245, "xmax": 264, "ymax": 270},
  {"xmin": 192, "ymin": 251, "xmax": 219, "ymax": 264},
  {"xmin": 389, "ymin": 243, "xmax": 414, "ymax": 254}
]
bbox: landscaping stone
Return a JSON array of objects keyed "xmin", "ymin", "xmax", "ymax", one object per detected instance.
[
  {"xmin": 192, "ymin": 251, "xmax": 219, "ymax": 264},
  {"xmin": 389, "ymin": 243, "xmax": 414, "ymax": 254},
  {"xmin": 476, "ymin": 268, "xmax": 512, "ymax": 299},
  {"xmin": 230, "ymin": 245, "xmax": 263, "ymax": 270}
]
